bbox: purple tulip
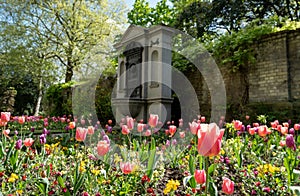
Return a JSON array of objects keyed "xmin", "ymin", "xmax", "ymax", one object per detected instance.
[
  {"xmin": 172, "ymin": 139, "xmax": 177, "ymax": 146},
  {"xmin": 103, "ymin": 134, "xmax": 110, "ymax": 145},
  {"xmin": 15, "ymin": 139, "xmax": 22, "ymax": 149},
  {"xmin": 286, "ymin": 134, "xmax": 296, "ymax": 151},
  {"xmin": 166, "ymin": 140, "xmax": 170, "ymax": 147},
  {"xmin": 43, "ymin": 128, "xmax": 50, "ymax": 135},
  {"xmin": 107, "ymin": 126, "xmax": 112, "ymax": 133},
  {"xmin": 40, "ymin": 134, "xmax": 47, "ymax": 144},
  {"xmin": 289, "ymin": 128, "xmax": 295, "ymax": 135}
]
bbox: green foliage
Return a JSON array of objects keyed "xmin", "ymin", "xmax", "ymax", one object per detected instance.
[
  {"xmin": 128, "ymin": 0, "xmax": 175, "ymax": 27},
  {"xmin": 44, "ymin": 81, "xmax": 75, "ymax": 116}
]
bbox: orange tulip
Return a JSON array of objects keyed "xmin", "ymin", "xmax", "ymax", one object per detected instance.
[
  {"xmin": 233, "ymin": 120, "xmax": 242, "ymax": 130},
  {"xmin": 75, "ymin": 127, "xmax": 87, "ymax": 142},
  {"xmin": 294, "ymin": 124, "xmax": 300, "ymax": 131},
  {"xmin": 280, "ymin": 127, "xmax": 288, "ymax": 135},
  {"xmin": 258, "ymin": 126, "xmax": 270, "ymax": 137},
  {"xmin": 97, "ymin": 140, "xmax": 110, "ymax": 156},
  {"xmin": 24, "ymin": 138, "xmax": 34, "ymax": 147},
  {"xmin": 69, "ymin": 122, "xmax": 76, "ymax": 129},
  {"xmin": 197, "ymin": 123, "xmax": 224, "ymax": 157},
  {"xmin": 120, "ymin": 162, "xmax": 134, "ymax": 174},
  {"xmin": 248, "ymin": 127, "xmax": 256, "ymax": 135},
  {"xmin": 18, "ymin": 116, "xmax": 25, "ymax": 124},
  {"xmin": 87, "ymin": 126, "xmax": 95, "ymax": 135}
]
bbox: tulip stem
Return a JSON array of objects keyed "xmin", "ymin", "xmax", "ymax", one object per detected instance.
[{"xmin": 205, "ymin": 156, "xmax": 209, "ymax": 196}]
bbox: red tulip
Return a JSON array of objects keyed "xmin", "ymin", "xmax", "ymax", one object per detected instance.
[
  {"xmin": 283, "ymin": 122, "xmax": 289, "ymax": 127},
  {"xmin": 18, "ymin": 116, "xmax": 25, "ymax": 124},
  {"xmin": 194, "ymin": 169, "xmax": 206, "ymax": 184},
  {"xmin": 127, "ymin": 117, "xmax": 134, "ymax": 130},
  {"xmin": 149, "ymin": 114, "xmax": 159, "ymax": 128},
  {"xmin": 97, "ymin": 140, "xmax": 110, "ymax": 156},
  {"xmin": 200, "ymin": 116, "xmax": 206, "ymax": 123},
  {"xmin": 87, "ymin": 126, "xmax": 95, "ymax": 135},
  {"xmin": 120, "ymin": 162, "xmax": 134, "ymax": 174},
  {"xmin": 75, "ymin": 127, "xmax": 87, "ymax": 142},
  {"xmin": 121, "ymin": 125, "xmax": 130, "ymax": 135},
  {"xmin": 222, "ymin": 177, "xmax": 234, "ymax": 195},
  {"xmin": 169, "ymin": 125, "xmax": 177, "ymax": 136},
  {"xmin": 24, "ymin": 138, "xmax": 34, "ymax": 147},
  {"xmin": 189, "ymin": 121, "xmax": 200, "ymax": 135},
  {"xmin": 197, "ymin": 123, "xmax": 224, "ymax": 157},
  {"xmin": 1, "ymin": 112, "xmax": 10, "ymax": 122},
  {"xmin": 0, "ymin": 119, "xmax": 7, "ymax": 127}
]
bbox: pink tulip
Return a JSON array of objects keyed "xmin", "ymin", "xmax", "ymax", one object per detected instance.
[
  {"xmin": 270, "ymin": 122, "xmax": 277, "ymax": 129},
  {"xmin": 1, "ymin": 112, "xmax": 10, "ymax": 122},
  {"xmin": 2, "ymin": 129, "xmax": 10, "ymax": 137},
  {"xmin": 80, "ymin": 119, "xmax": 86, "ymax": 125},
  {"xmin": 279, "ymin": 140, "xmax": 286, "ymax": 147},
  {"xmin": 24, "ymin": 138, "xmax": 34, "ymax": 147},
  {"xmin": 169, "ymin": 125, "xmax": 177, "ymax": 136},
  {"xmin": 222, "ymin": 177, "xmax": 234, "ymax": 195},
  {"xmin": 121, "ymin": 125, "xmax": 130, "ymax": 135},
  {"xmin": 75, "ymin": 127, "xmax": 88, "ymax": 142},
  {"xmin": 149, "ymin": 114, "xmax": 159, "ymax": 128},
  {"xmin": 87, "ymin": 126, "xmax": 95, "ymax": 135},
  {"xmin": 120, "ymin": 162, "xmax": 134, "ymax": 174},
  {"xmin": 197, "ymin": 123, "xmax": 224, "ymax": 157},
  {"xmin": 18, "ymin": 116, "xmax": 25, "ymax": 124},
  {"xmin": 60, "ymin": 117, "xmax": 66, "ymax": 123},
  {"xmin": 137, "ymin": 123, "xmax": 144, "ymax": 132},
  {"xmin": 97, "ymin": 140, "xmax": 110, "ymax": 156},
  {"xmin": 280, "ymin": 127, "xmax": 288, "ymax": 135},
  {"xmin": 200, "ymin": 116, "xmax": 206, "ymax": 123},
  {"xmin": 253, "ymin": 123, "xmax": 259, "ymax": 127},
  {"xmin": 233, "ymin": 120, "xmax": 242, "ymax": 130},
  {"xmin": 194, "ymin": 170, "xmax": 206, "ymax": 184},
  {"xmin": 189, "ymin": 121, "xmax": 200, "ymax": 135},
  {"xmin": 294, "ymin": 124, "xmax": 300, "ymax": 131},
  {"xmin": 179, "ymin": 131, "xmax": 185, "ymax": 139},
  {"xmin": 127, "ymin": 117, "xmax": 134, "ymax": 130},
  {"xmin": 283, "ymin": 122, "xmax": 289, "ymax": 127},
  {"xmin": 144, "ymin": 129, "xmax": 151, "ymax": 136},
  {"xmin": 248, "ymin": 128, "xmax": 256, "ymax": 135},
  {"xmin": 258, "ymin": 126, "xmax": 270, "ymax": 137}
]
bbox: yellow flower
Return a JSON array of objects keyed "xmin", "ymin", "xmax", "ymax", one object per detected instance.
[
  {"xmin": 163, "ymin": 179, "xmax": 180, "ymax": 194},
  {"xmin": 79, "ymin": 161, "xmax": 86, "ymax": 173},
  {"xmin": 220, "ymin": 149, "xmax": 225, "ymax": 155},
  {"xmin": 16, "ymin": 189, "xmax": 23, "ymax": 195},
  {"xmin": 8, "ymin": 173, "xmax": 18, "ymax": 183},
  {"xmin": 256, "ymin": 164, "xmax": 280, "ymax": 175},
  {"xmin": 62, "ymin": 147, "xmax": 68, "ymax": 151},
  {"xmin": 91, "ymin": 169, "xmax": 100, "ymax": 176}
]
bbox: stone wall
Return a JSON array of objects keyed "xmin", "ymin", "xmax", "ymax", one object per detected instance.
[{"xmin": 185, "ymin": 28, "xmax": 300, "ymax": 121}]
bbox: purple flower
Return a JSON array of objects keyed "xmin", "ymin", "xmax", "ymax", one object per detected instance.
[
  {"xmin": 289, "ymin": 128, "xmax": 295, "ymax": 135},
  {"xmin": 103, "ymin": 134, "xmax": 110, "ymax": 145},
  {"xmin": 40, "ymin": 134, "xmax": 47, "ymax": 144},
  {"xmin": 14, "ymin": 130, "xmax": 18, "ymax": 135},
  {"xmin": 43, "ymin": 128, "xmax": 50, "ymax": 135},
  {"xmin": 15, "ymin": 139, "xmax": 22, "ymax": 149},
  {"xmin": 100, "ymin": 130, "xmax": 105, "ymax": 136},
  {"xmin": 172, "ymin": 139, "xmax": 177, "ymax": 146},
  {"xmin": 246, "ymin": 125, "xmax": 251, "ymax": 131},
  {"xmin": 241, "ymin": 125, "xmax": 245, "ymax": 132},
  {"xmin": 31, "ymin": 127, "xmax": 35, "ymax": 132},
  {"xmin": 286, "ymin": 134, "xmax": 296, "ymax": 151},
  {"xmin": 106, "ymin": 126, "xmax": 112, "ymax": 133},
  {"xmin": 166, "ymin": 140, "xmax": 170, "ymax": 147}
]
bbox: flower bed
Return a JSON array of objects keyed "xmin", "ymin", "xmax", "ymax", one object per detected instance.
[{"xmin": 0, "ymin": 112, "xmax": 299, "ymax": 195}]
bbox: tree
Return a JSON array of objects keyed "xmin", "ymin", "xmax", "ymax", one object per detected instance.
[{"xmin": 1, "ymin": 0, "xmax": 127, "ymax": 83}]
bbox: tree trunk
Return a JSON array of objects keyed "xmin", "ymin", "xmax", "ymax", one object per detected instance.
[
  {"xmin": 34, "ymin": 77, "xmax": 43, "ymax": 116},
  {"xmin": 65, "ymin": 61, "xmax": 74, "ymax": 83}
]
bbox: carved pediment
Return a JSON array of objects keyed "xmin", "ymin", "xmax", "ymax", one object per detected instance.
[{"xmin": 118, "ymin": 24, "xmax": 146, "ymax": 45}]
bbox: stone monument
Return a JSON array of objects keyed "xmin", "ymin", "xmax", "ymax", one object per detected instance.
[{"xmin": 112, "ymin": 25, "xmax": 174, "ymax": 124}]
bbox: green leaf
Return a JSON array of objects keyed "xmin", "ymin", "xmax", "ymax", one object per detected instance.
[
  {"xmin": 146, "ymin": 138, "xmax": 156, "ymax": 179},
  {"xmin": 57, "ymin": 176, "xmax": 65, "ymax": 188},
  {"xmin": 208, "ymin": 181, "xmax": 218, "ymax": 196}
]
